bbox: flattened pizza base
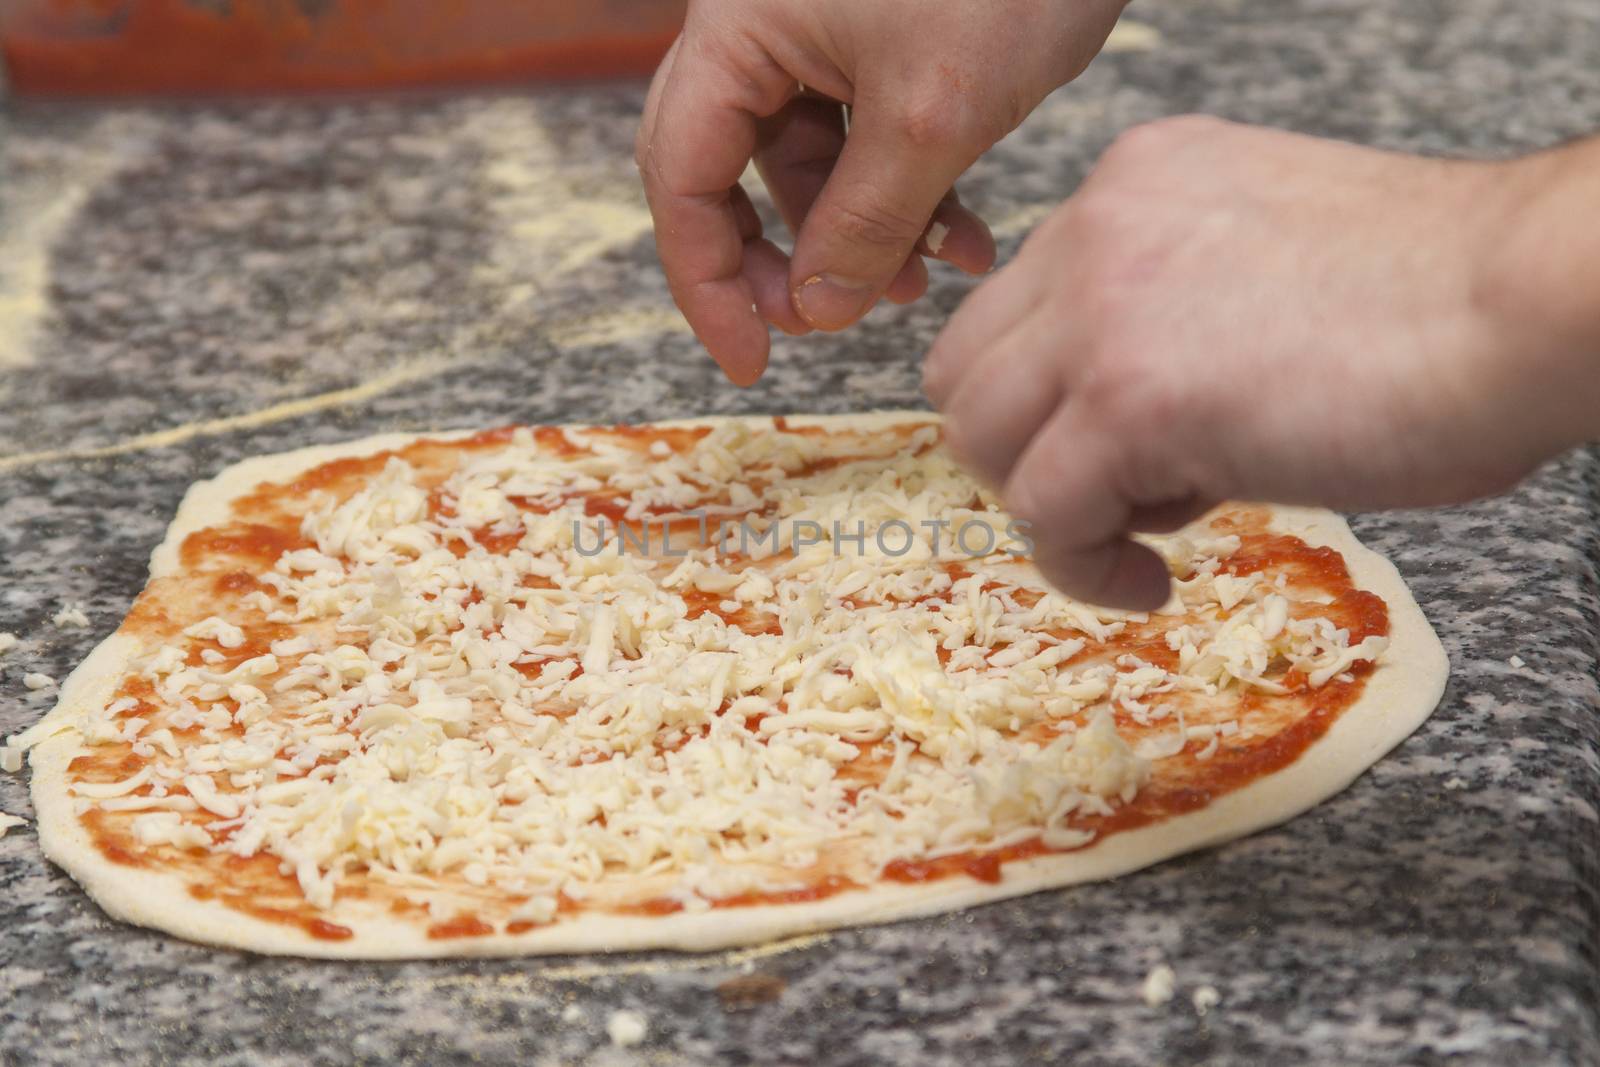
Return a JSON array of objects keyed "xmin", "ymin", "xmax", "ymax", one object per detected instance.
[{"xmin": 26, "ymin": 414, "xmax": 1448, "ymax": 958}]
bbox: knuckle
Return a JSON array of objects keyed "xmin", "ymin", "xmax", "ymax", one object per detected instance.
[
  {"xmin": 896, "ymin": 92, "xmax": 999, "ymax": 154},
  {"xmin": 1101, "ymin": 113, "xmax": 1211, "ymax": 165},
  {"xmin": 1077, "ymin": 357, "xmax": 1149, "ymax": 429},
  {"xmin": 1084, "ymin": 370, "xmax": 1204, "ymax": 498},
  {"xmin": 1079, "ymin": 380, "xmax": 1129, "ymax": 438},
  {"xmin": 1098, "ymin": 123, "xmax": 1161, "ymax": 167},
  {"xmin": 1002, "ymin": 450, "xmax": 1064, "ymax": 532},
  {"xmin": 829, "ymin": 195, "xmax": 926, "ymax": 251},
  {"xmin": 896, "ymin": 96, "xmax": 962, "ymax": 150},
  {"xmin": 1160, "ymin": 112, "xmax": 1229, "ymax": 137},
  {"xmin": 1064, "ymin": 187, "xmax": 1133, "ymax": 242},
  {"xmin": 706, "ymin": 31, "xmax": 795, "ymax": 116},
  {"xmin": 1002, "ymin": 472, "xmax": 1046, "ymax": 532},
  {"xmin": 1134, "ymin": 379, "xmax": 1187, "ymax": 430}
]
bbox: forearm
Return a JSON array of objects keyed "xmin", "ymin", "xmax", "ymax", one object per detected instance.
[{"xmin": 1480, "ymin": 136, "xmax": 1600, "ymax": 450}]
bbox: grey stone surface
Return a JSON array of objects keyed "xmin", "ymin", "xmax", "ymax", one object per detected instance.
[{"xmin": 1, "ymin": 1, "xmax": 1597, "ymax": 1064}]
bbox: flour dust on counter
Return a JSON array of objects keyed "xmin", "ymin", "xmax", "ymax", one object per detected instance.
[{"xmin": 4, "ymin": 412, "xmax": 1447, "ymax": 957}]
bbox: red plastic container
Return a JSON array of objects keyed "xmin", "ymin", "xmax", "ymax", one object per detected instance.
[{"xmin": 0, "ymin": 0, "xmax": 685, "ymax": 97}]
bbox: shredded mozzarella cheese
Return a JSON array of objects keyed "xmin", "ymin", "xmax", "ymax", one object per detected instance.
[
  {"xmin": 8, "ymin": 420, "xmax": 1387, "ymax": 916},
  {"xmin": 53, "ymin": 605, "xmax": 90, "ymax": 629}
]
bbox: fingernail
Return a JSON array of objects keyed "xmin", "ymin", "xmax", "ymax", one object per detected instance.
[{"xmin": 792, "ymin": 274, "xmax": 875, "ymax": 330}]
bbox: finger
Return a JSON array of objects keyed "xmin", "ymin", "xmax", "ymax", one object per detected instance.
[
  {"xmin": 754, "ymin": 102, "xmax": 931, "ymax": 310},
  {"xmin": 939, "ymin": 315, "xmax": 1065, "ymax": 488},
  {"xmin": 919, "ymin": 194, "xmax": 997, "ymax": 275},
  {"xmin": 728, "ymin": 182, "xmax": 763, "ymax": 242},
  {"xmin": 758, "ymin": 104, "xmax": 993, "ymax": 281},
  {"xmin": 726, "ymin": 183, "xmax": 811, "ymax": 334},
  {"xmin": 636, "ymin": 28, "xmax": 797, "ymax": 385},
  {"xmin": 638, "ymin": 33, "xmax": 682, "ymax": 144},
  {"xmin": 884, "ymin": 254, "xmax": 929, "ymax": 305},
  {"xmin": 923, "ymin": 257, "xmax": 1049, "ymax": 406},
  {"xmin": 1127, "ymin": 496, "xmax": 1214, "ymax": 534},
  {"xmin": 788, "ymin": 100, "xmax": 989, "ymax": 330},
  {"xmin": 755, "ymin": 102, "xmax": 989, "ymax": 316},
  {"xmin": 930, "ymin": 292, "xmax": 1072, "ymax": 420},
  {"xmin": 741, "ymin": 237, "xmax": 812, "ymax": 335},
  {"xmin": 753, "ymin": 98, "xmax": 849, "ymax": 235},
  {"xmin": 1004, "ymin": 404, "xmax": 1172, "ymax": 610}
]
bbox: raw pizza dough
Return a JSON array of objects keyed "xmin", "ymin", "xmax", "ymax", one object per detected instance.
[{"xmin": 15, "ymin": 413, "xmax": 1448, "ymax": 957}]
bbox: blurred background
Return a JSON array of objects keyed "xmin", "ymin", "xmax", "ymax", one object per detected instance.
[{"xmin": 1, "ymin": 0, "xmax": 686, "ymax": 96}]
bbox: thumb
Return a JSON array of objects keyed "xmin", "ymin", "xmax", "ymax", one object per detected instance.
[{"xmin": 789, "ymin": 100, "xmax": 989, "ymax": 330}]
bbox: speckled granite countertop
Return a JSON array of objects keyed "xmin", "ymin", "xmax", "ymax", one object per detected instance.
[{"xmin": 1, "ymin": 1, "xmax": 1597, "ymax": 1064}]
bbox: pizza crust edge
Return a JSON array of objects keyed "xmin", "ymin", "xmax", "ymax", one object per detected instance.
[{"xmin": 25, "ymin": 413, "xmax": 1449, "ymax": 958}]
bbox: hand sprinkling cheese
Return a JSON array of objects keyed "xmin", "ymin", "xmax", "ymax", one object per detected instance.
[
  {"xmin": 634, "ymin": 0, "xmax": 1132, "ymax": 380},
  {"xmin": 922, "ymin": 120, "xmax": 1600, "ymax": 609}
]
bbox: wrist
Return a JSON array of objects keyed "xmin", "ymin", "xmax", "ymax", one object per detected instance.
[{"xmin": 1474, "ymin": 140, "xmax": 1600, "ymax": 451}]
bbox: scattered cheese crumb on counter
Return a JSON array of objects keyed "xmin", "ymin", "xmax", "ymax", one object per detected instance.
[
  {"xmin": 22, "ymin": 673, "xmax": 55, "ymax": 691},
  {"xmin": 0, "ymin": 812, "xmax": 26, "ymax": 838},
  {"xmin": 1193, "ymin": 985, "xmax": 1221, "ymax": 1016},
  {"xmin": 53, "ymin": 605, "xmax": 90, "ymax": 629},
  {"xmin": 1142, "ymin": 963, "xmax": 1176, "ymax": 1006},
  {"xmin": 0, "ymin": 633, "xmax": 17, "ymax": 655},
  {"xmin": 1508, "ymin": 654, "xmax": 1526, "ymax": 669},
  {"xmin": 606, "ymin": 1009, "xmax": 648, "ymax": 1047},
  {"xmin": 560, "ymin": 1003, "xmax": 584, "ymax": 1023}
]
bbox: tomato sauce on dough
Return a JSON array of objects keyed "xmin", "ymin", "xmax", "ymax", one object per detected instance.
[{"xmin": 73, "ymin": 424, "xmax": 1387, "ymax": 937}]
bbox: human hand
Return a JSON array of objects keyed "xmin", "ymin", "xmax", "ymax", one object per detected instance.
[
  {"xmin": 636, "ymin": 0, "xmax": 1128, "ymax": 385},
  {"xmin": 925, "ymin": 116, "xmax": 1587, "ymax": 609}
]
